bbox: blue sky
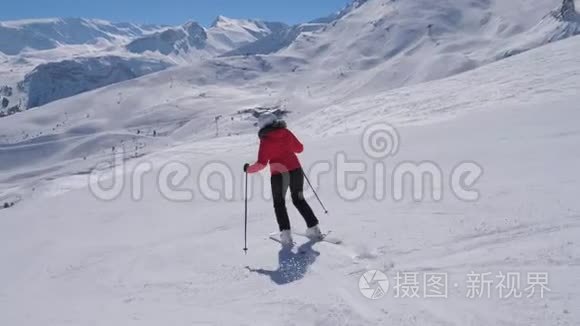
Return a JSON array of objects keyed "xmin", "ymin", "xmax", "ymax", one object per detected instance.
[{"xmin": 0, "ymin": 0, "xmax": 351, "ymax": 26}]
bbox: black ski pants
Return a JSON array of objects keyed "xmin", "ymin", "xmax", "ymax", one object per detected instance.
[{"xmin": 271, "ymin": 168, "xmax": 319, "ymax": 231}]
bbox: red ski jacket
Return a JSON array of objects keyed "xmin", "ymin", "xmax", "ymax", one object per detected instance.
[{"xmin": 247, "ymin": 127, "xmax": 304, "ymax": 175}]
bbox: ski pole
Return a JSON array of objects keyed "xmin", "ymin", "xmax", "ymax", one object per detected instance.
[
  {"xmin": 243, "ymin": 171, "xmax": 249, "ymax": 254},
  {"xmin": 303, "ymin": 170, "xmax": 329, "ymax": 214}
]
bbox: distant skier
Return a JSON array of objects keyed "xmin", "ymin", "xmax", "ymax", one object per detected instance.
[{"xmin": 244, "ymin": 113, "xmax": 322, "ymax": 246}]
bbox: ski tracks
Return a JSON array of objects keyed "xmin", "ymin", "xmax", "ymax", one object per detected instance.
[
  {"xmin": 288, "ymin": 237, "xmax": 397, "ymax": 324},
  {"xmin": 391, "ymin": 218, "xmax": 580, "ymax": 271}
]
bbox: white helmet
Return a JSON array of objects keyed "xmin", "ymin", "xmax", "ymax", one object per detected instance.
[{"xmin": 257, "ymin": 113, "xmax": 278, "ymax": 129}]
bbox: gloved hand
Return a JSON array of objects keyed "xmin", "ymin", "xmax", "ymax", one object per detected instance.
[{"xmin": 243, "ymin": 163, "xmax": 250, "ymax": 173}]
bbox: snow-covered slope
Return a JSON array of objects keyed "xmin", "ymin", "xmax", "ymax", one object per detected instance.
[
  {"xmin": 0, "ymin": 54, "xmax": 173, "ymax": 110},
  {"xmin": 126, "ymin": 21, "xmax": 209, "ymax": 56},
  {"xmin": 208, "ymin": 16, "xmax": 288, "ymax": 54},
  {"xmin": 221, "ymin": 1, "xmax": 374, "ymax": 57},
  {"xmin": 0, "ymin": 18, "xmax": 169, "ymax": 111},
  {"xmin": 223, "ymin": 22, "xmax": 327, "ymax": 57},
  {"xmin": 1, "ymin": 31, "xmax": 579, "ymax": 325},
  {"xmin": 506, "ymin": 0, "xmax": 580, "ymax": 56},
  {"xmin": 3, "ymin": 0, "xmax": 580, "ymax": 171},
  {"xmin": 1, "ymin": 30, "xmax": 579, "ymax": 197},
  {"xmin": 266, "ymin": 0, "xmax": 580, "ymax": 96},
  {"xmin": 1, "ymin": 2, "xmax": 580, "ymax": 324},
  {"xmin": 22, "ymin": 56, "xmax": 171, "ymax": 108}
]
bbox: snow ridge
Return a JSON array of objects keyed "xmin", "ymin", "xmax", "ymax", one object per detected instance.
[{"xmin": 0, "ymin": 18, "xmax": 164, "ymax": 55}]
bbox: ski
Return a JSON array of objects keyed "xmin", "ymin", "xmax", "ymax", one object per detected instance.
[
  {"xmin": 268, "ymin": 233, "xmax": 296, "ymax": 246},
  {"xmin": 293, "ymin": 230, "xmax": 342, "ymax": 245},
  {"xmin": 268, "ymin": 230, "xmax": 342, "ymax": 245}
]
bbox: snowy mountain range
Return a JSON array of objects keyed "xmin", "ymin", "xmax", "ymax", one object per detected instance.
[
  {"xmin": 1, "ymin": 1, "xmax": 580, "ymax": 325},
  {"xmin": 2, "ymin": 0, "xmax": 579, "ymax": 115},
  {"xmin": 0, "ymin": 16, "xmax": 290, "ymax": 112},
  {"xmin": 126, "ymin": 17, "xmax": 288, "ymax": 58},
  {"xmin": 0, "ymin": 18, "xmax": 164, "ymax": 55}
]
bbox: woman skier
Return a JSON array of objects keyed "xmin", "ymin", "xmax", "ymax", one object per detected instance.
[{"xmin": 244, "ymin": 113, "xmax": 323, "ymax": 246}]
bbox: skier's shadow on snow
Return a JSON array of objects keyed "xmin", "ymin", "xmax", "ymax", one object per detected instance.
[{"xmin": 246, "ymin": 240, "xmax": 320, "ymax": 285}]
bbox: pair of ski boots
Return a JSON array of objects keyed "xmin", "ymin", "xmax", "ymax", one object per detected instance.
[{"xmin": 279, "ymin": 225, "xmax": 323, "ymax": 246}]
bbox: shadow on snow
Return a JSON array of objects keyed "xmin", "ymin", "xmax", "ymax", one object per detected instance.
[{"xmin": 246, "ymin": 240, "xmax": 320, "ymax": 285}]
